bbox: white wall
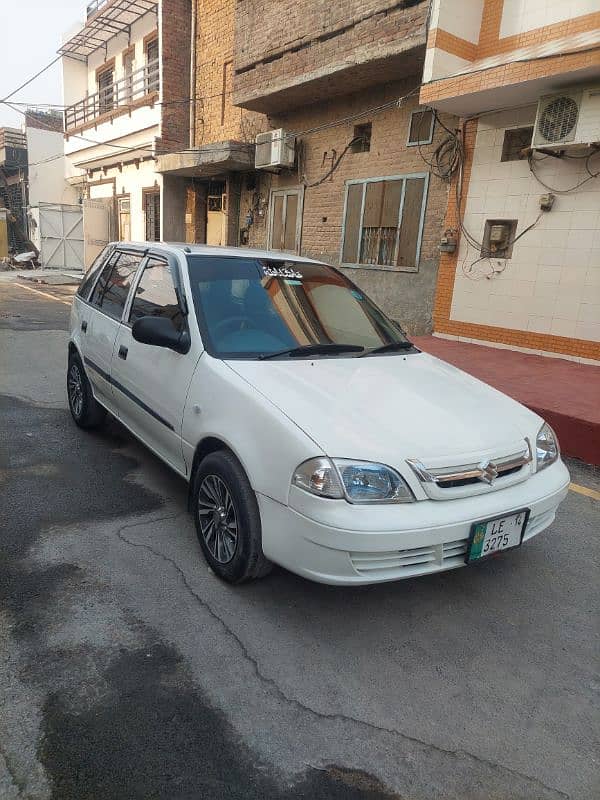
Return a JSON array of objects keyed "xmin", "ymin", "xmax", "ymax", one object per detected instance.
[
  {"xmin": 450, "ymin": 105, "xmax": 600, "ymax": 344},
  {"xmin": 26, "ymin": 126, "xmax": 79, "ymax": 206},
  {"xmin": 500, "ymin": 0, "xmax": 599, "ymax": 39},
  {"xmin": 89, "ymin": 159, "xmax": 162, "ymax": 241}
]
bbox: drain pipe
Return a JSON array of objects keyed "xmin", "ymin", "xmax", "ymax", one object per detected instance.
[{"xmin": 189, "ymin": 0, "xmax": 197, "ymax": 148}]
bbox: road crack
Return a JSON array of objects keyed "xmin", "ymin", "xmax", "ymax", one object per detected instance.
[{"xmin": 116, "ymin": 514, "xmax": 570, "ymax": 800}]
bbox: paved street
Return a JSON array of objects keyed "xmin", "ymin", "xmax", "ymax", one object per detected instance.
[{"xmin": 0, "ymin": 280, "xmax": 598, "ymax": 800}]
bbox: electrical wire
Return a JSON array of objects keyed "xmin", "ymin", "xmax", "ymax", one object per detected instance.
[
  {"xmin": 0, "ymin": 55, "xmax": 62, "ymax": 104},
  {"xmin": 528, "ymin": 150, "xmax": 600, "ymax": 194}
]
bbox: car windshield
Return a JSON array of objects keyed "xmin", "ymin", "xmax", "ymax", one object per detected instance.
[{"xmin": 186, "ymin": 255, "xmax": 411, "ymax": 359}]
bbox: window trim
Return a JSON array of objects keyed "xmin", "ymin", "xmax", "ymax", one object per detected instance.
[
  {"xmin": 407, "ymin": 109, "xmax": 435, "ymax": 147},
  {"xmin": 125, "ymin": 249, "xmax": 189, "ymax": 331},
  {"xmin": 87, "ymin": 247, "xmax": 147, "ymax": 322},
  {"xmin": 339, "ymin": 172, "xmax": 430, "ymax": 273},
  {"xmin": 267, "ymin": 186, "xmax": 304, "ymax": 254}
]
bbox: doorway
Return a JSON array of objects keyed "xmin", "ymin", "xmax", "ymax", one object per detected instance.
[{"xmin": 206, "ymin": 181, "xmax": 227, "ymax": 246}]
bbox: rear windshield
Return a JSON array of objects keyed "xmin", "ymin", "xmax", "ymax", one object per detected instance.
[{"xmin": 186, "ymin": 255, "xmax": 408, "ymax": 359}]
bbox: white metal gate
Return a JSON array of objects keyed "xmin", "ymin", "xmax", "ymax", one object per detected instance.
[
  {"xmin": 83, "ymin": 198, "xmax": 114, "ymax": 269},
  {"xmin": 37, "ymin": 202, "xmax": 84, "ymax": 270}
]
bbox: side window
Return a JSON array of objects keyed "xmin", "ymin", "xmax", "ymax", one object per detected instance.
[
  {"xmin": 77, "ymin": 246, "xmax": 112, "ymax": 300},
  {"xmin": 90, "ymin": 251, "xmax": 142, "ymax": 320},
  {"xmin": 129, "ymin": 257, "xmax": 184, "ymax": 332}
]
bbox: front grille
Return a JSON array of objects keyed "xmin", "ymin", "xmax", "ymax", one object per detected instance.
[
  {"xmin": 407, "ymin": 443, "xmax": 532, "ymax": 499},
  {"xmin": 350, "ymin": 538, "xmax": 468, "ymax": 576},
  {"xmin": 439, "ymin": 464, "xmax": 522, "ymax": 489}
]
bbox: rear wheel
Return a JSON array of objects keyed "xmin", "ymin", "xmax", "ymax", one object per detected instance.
[
  {"xmin": 67, "ymin": 351, "xmax": 106, "ymax": 429},
  {"xmin": 192, "ymin": 450, "xmax": 272, "ymax": 583}
]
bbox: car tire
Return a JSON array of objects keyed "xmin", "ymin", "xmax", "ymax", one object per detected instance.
[
  {"xmin": 67, "ymin": 351, "xmax": 106, "ymax": 429},
  {"xmin": 192, "ymin": 450, "xmax": 273, "ymax": 584}
]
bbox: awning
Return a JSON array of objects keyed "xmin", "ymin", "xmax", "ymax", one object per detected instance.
[
  {"xmin": 59, "ymin": 0, "xmax": 158, "ymax": 61},
  {"xmin": 156, "ymin": 141, "xmax": 255, "ymax": 177}
]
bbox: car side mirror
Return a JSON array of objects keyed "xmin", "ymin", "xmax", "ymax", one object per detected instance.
[{"xmin": 132, "ymin": 316, "xmax": 190, "ymax": 354}]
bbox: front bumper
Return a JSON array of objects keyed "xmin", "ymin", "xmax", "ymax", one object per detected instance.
[{"xmin": 257, "ymin": 460, "xmax": 570, "ymax": 585}]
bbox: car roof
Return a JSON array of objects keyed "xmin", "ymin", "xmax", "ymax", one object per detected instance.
[{"xmin": 110, "ymin": 241, "xmax": 327, "ymax": 265}]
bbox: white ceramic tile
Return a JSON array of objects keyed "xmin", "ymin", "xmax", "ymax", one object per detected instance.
[
  {"xmin": 550, "ymin": 318, "xmax": 577, "ymax": 337},
  {"xmin": 567, "ymin": 230, "xmax": 596, "ymax": 250},
  {"xmin": 538, "ymin": 266, "xmax": 562, "ymax": 284},
  {"xmin": 577, "ymin": 303, "xmax": 600, "ymax": 323},
  {"xmin": 535, "ymin": 278, "xmax": 560, "ymax": 300},
  {"xmin": 553, "ymin": 298, "xmax": 581, "ymax": 321},
  {"xmin": 538, "ymin": 249, "xmax": 567, "ymax": 268},
  {"xmin": 559, "ymin": 266, "xmax": 588, "ymax": 286},
  {"xmin": 575, "ymin": 321, "xmax": 600, "ymax": 342},
  {"xmin": 529, "ymin": 294, "xmax": 556, "ymax": 316},
  {"xmin": 569, "ymin": 211, "xmax": 597, "ymax": 231},
  {"xmin": 527, "ymin": 316, "xmax": 552, "ymax": 334}
]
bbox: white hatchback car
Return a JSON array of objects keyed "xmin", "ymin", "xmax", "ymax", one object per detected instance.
[{"xmin": 68, "ymin": 242, "xmax": 570, "ymax": 584}]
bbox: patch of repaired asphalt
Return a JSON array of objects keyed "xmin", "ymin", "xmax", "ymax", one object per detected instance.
[{"xmin": 40, "ymin": 640, "xmax": 401, "ymax": 800}]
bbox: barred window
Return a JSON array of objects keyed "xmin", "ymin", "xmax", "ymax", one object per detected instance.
[
  {"xmin": 341, "ymin": 175, "xmax": 428, "ymax": 271},
  {"xmin": 143, "ymin": 190, "xmax": 160, "ymax": 242}
]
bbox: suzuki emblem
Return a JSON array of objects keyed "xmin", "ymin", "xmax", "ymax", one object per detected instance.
[{"xmin": 478, "ymin": 459, "xmax": 499, "ymax": 485}]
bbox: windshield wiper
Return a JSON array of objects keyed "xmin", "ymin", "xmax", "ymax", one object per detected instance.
[
  {"xmin": 360, "ymin": 340, "xmax": 415, "ymax": 356},
  {"xmin": 258, "ymin": 343, "xmax": 365, "ymax": 360}
]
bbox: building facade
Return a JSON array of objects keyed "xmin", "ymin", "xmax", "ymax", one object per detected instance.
[
  {"xmin": 157, "ymin": 0, "xmax": 457, "ymax": 334},
  {"xmin": 422, "ymin": 0, "xmax": 600, "ymax": 362},
  {"xmin": 60, "ymin": 0, "xmax": 191, "ymax": 265}
]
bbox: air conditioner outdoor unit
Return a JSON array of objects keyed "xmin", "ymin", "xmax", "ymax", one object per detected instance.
[
  {"xmin": 532, "ymin": 87, "xmax": 600, "ymax": 149},
  {"xmin": 255, "ymin": 129, "xmax": 295, "ymax": 170}
]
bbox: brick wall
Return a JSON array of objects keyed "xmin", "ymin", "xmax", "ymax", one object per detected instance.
[
  {"xmin": 233, "ymin": 0, "xmax": 429, "ymax": 111},
  {"xmin": 157, "ymin": 0, "xmax": 192, "ymax": 153},
  {"xmin": 238, "ymin": 80, "xmax": 457, "ymax": 335},
  {"xmin": 193, "ymin": 0, "xmax": 265, "ymax": 146}
]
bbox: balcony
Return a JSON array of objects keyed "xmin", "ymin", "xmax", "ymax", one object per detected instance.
[
  {"xmin": 233, "ymin": 0, "xmax": 429, "ymax": 113},
  {"xmin": 59, "ymin": 0, "xmax": 158, "ymax": 61},
  {"xmin": 64, "ymin": 59, "xmax": 159, "ymax": 132}
]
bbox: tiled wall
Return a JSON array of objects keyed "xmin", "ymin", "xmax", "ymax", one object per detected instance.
[
  {"xmin": 500, "ymin": 0, "xmax": 599, "ymax": 38},
  {"xmin": 449, "ymin": 106, "xmax": 600, "ymax": 344}
]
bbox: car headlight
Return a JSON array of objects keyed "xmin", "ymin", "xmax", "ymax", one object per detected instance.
[
  {"xmin": 535, "ymin": 422, "xmax": 559, "ymax": 472},
  {"xmin": 292, "ymin": 457, "xmax": 414, "ymax": 503}
]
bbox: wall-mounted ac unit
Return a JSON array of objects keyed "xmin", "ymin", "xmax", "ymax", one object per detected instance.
[
  {"xmin": 532, "ymin": 87, "xmax": 600, "ymax": 149},
  {"xmin": 255, "ymin": 129, "xmax": 295, "ymax": 170}
]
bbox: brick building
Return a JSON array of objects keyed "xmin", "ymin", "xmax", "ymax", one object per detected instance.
[
  {"xmin": 158, "ymin": 0, "xmax": 458, "ymax": 334},
  {"xmin": 422, "ymin": 0, "xmax": 600, "ymax": 362}
]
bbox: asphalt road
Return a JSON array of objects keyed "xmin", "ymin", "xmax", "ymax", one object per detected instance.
[{"xmin": 1, "ymin": 279, "xmax": 599, "ymax": 800}]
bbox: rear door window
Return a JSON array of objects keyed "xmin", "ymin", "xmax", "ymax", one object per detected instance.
[
  {"xmin": 77, "ymin": 246, "xmax": 113, "ymax": 301},
  {"xmin": 90, "ymin": 250, "xmax": 143, "ymax": 321}
]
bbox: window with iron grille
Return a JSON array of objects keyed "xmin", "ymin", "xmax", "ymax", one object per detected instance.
[
  {"xmin": 145, "ymin": 36, "xmax": 159, "ymax": 94},
  {"xmin": 97, "ymin": 67, "xmax": 114, "ymax": 114},
  {"xmin": 407, "ymin": 109, "xmax": 434, "ymax": 146},
  {"xmin": 144, "ymin": 190, "xmax": 160, "ymax": 241},
  {"xmin": 341, "ymin": 174, "xmax": 429, "ymax": 271}
]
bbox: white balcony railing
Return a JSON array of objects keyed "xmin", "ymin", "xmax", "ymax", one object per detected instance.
[
  {"xmin": 86, "ymin": 0, "xmax": 110, "ymax": 17},
  {"xmin": 64, "ymin": 59, "xmax": 159, "ymax": 131}
]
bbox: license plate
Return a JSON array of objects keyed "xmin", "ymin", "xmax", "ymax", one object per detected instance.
[{"xmin": 466, "ymin": 509, "xmax": 530, "ymax": 564}]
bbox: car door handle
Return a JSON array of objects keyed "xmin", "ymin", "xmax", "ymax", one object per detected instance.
[
  {"xmin": 81, "ymin": 320, "xmax": 88, "ymax": 333},
  {"xmin": 118, "ymin": 345, "xmax": 128, "ymax": 360}
]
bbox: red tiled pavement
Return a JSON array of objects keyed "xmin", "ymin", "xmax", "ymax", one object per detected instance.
[{"xmin": 412, "ymin": 336, "xmax": 600, "ymax": 466}]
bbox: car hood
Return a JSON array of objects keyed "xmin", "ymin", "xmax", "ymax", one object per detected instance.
[{"xmin": 226, "ymin": 352, "xmax": 540, "ymax": 464}]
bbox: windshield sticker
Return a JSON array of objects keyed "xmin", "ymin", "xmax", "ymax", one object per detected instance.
[{"xmin": 262, "ymin": 265, "xmax": 303, "ymax": 279}]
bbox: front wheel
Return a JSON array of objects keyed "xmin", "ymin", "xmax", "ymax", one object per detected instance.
[
  {"xmin": 192, "ymin": 450, "xmax": 272, "ymax": 584},
  {"xmin": 67, "ymin": 351, "xmax": 106, "ymax": 429}
]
